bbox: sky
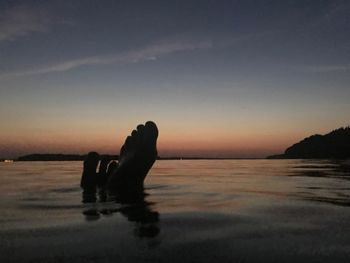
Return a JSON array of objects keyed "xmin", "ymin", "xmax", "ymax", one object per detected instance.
[{"xmin": 0, "ymin": 0, "xmax": 349, "ymax": 158}]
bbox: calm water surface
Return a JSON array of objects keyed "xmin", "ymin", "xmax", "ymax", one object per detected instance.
[{"xmin": 1, "ymin": 160, "xmax": 350, "ymax": 262}]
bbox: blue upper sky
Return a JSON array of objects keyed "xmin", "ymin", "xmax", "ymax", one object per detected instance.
[{"xmin": 1, "ymin": 0, "xmax": 349, "ymax": 158}]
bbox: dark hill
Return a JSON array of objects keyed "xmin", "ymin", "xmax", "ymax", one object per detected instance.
[{"xmin": 267, "ymin": 127, "xmax": 350, "ymax": 159}]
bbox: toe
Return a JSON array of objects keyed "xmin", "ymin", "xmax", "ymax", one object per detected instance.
[
  {"xmin": 144, "ymin": 121, "xmax": 158, "ymax": 141},
  {"xmin": 124, "ymin": 136, "xmax": 133, "ymax": 148}
]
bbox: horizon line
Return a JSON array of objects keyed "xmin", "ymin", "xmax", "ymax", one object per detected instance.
[{"xmin": 1, "ymin": 152, "xmax": 275, "ymax": 161}]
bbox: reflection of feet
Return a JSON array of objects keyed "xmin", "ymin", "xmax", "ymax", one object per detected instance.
[
  {"xmin": 120, "ymin": 203, "xmax": 160, "ymax": 238},
  {"xmin": 108, "ymin": 121, "xmax": 158, "ymax": 197},
  {"xmin": 82, "ymin": 208, "xmax": 100, "ymax": 221}
]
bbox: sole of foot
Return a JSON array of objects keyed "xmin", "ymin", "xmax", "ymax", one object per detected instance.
[{"xmin": 107, "ymin": 121, "xmax": 158, "ymax": 199}]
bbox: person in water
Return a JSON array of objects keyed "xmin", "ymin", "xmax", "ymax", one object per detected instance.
[{"xmin": 81, "ymin": 121, "xmax": 158, "ymax": 202}]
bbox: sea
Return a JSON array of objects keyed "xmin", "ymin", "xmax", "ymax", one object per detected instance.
[{"xmin": 0, "ymin": 160, "xmax": 350, "ymax": 262}]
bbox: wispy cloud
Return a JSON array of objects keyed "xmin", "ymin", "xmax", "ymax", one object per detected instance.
[
  {"xmin": 0, "ymin": 5, "xmax": 52, "ymax": 42},
  {"xmin": 0, "ymin": 30, "xmax": 272, "ymax": 79},
  {"xmin": 301, "ymin": 64, "xmax": 350, "ymax": 73},
  {"xmin": 0, "ymin": 40, "xmax": 212, "ymax": 79}
]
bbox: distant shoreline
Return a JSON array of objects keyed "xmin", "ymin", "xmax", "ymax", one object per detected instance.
[
  {"xmin": 1, "ymin": 154, "xmax": 265, "ymax": 162},
  {"xmin": 2, "ymin": 126, "xmax": 348, "ymax": 162}
]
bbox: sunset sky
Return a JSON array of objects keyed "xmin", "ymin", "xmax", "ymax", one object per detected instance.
[{"xmin": 1, "ymin": 0, "xmax": 349, "ymax": 158}]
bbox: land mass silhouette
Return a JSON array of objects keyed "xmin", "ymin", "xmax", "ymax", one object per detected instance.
[
  {"xmin": 10, "ymin": 126, "xmax": 350, "ymax": 161},
  {"xmin": 268, "ymin": 126, "xmax": 350, "ymax": 159},
  {"xmin": 15, "ymin": 154, "xmax": 258, "ymax": 161},
  {"xmin": 17, "ymin": 154, "xmax": 119, "ymax": 161}
]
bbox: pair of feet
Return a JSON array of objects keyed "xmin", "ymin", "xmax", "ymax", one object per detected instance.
[{"xmin": 81, "ymin": 121, "xmax": 158, "ymax": 202}]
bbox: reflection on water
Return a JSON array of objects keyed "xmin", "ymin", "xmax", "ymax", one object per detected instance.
[
  {"xmin": 1, "ymin": 160, "xmax": 350, "ymax": 262},
  {"xmin": 82, "ymin": 195, "xmax": 160, "ymax": 238},
  {"xmin": 289, "ymin": 160, "xmax": 350, "ymax": 207},
  {"xmin": 0, "ymin": 159, "xmax": 350, "ymax": 229}
]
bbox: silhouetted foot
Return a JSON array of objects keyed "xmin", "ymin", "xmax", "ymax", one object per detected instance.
[
  {"xmin": 107, "ymin": 121, "xmax": 158, "ymax": 198},
  {"xmin": 80, "ymin": 152, "xmax": 99, "ymax": 203},
  {"xmin": 97, "ymin": 157, "xmax": 110, "ymax": 202}
]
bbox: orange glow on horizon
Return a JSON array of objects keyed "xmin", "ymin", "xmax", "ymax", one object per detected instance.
[
  {"xmin": 0, "ymin": 126, "xmax": 304, "ymax": 158},
  {"xmin": 2, "ymin": 117, "xmax": 341, "ymax": 158}
]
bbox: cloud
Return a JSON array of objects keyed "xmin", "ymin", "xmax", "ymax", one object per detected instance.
[
  {"xmin": 301, "ymin": 64, "xmax": 350, "ymax": 73},
  {"xmin": 0, "ymin": 5, "xmax": 51, "ymax": 42},
  {"xmin": 0, "ymin": 30, "xmax": 272, "ymax": 79},
  {"xmin": 0, "ymin": 40, "xmax": 212, "ymax": 79}
]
